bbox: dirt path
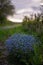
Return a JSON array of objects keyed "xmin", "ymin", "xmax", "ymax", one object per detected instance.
[{"xmin": 0, "ymin": 25, "xmax": 21, "ymax": 29}]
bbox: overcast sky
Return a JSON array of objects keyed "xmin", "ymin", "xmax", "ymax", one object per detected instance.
[{"xmin": 8, "ymin": 0, "xmax": 41, "ymax": 22}]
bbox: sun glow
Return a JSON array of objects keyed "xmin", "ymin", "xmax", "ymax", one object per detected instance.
[{"xmin": 7, "ymin": 16, "xmax": 22, "ymax": 22}]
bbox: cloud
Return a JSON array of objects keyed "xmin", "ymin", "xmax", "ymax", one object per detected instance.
[
  {"xmin": 40, "ymin": 3, "xmax": 43, "ymax": 5},
  {"xmin": 8, "ymin": 8, "xmax": 41, "ymax": 22},
  {"xmin": 12, "ymin": 0, "xmax": 40, "ymax": 10},
  {"xmin": 16, "ymin": 8, "xmax": 41, "ymax": 15},
  {"xmin": 16, "ymin": 9, "xmax": 25, "ymax": 14},
  {"xmin": 7, "ymin": 16, "xmax": 22, "ymax": 22},
  {"xmin": 9, "ymin": 0, "xmax": 41, "ymax": 22},
  {"xmin": 16, "ymin": 9, "xmax": 33, "ymax": 15}
]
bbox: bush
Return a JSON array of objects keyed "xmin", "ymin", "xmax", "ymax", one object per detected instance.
[
  {"xmin": 6, "ymin": 42, "xmax": 43, "ymax": 65},
  {"xmin": 5, "ymin": 33, "xmax": 40, "ymax": 65},
  {"xmin": 32, "ymin": 43, "xmax": 43, "ymax": 65},
  {"xmin": 22, "ymin": 15, "xmax": 43, "ymax": 35},
  {"xmin": 5, "ymin": 33, "xmax": 38, "ymax": 51},
  {"xmin": 7, "ymin": 46, "xmax": 32, "ymax": 65},
  {"xmin": 22, "ymin": 20, "xmax": 43, "ymax": 34}
]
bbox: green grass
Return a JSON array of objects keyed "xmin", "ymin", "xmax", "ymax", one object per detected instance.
[
  {"xmin": 0, "ymin": 26, "xmax": 25, "ymax": 42},
  {"xmin": 0, "ymin": 22, "xmax": 23, "ymax": 43}
]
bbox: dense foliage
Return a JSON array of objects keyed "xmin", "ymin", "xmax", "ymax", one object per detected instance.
[
  {"xmin": 7, "ymin": 43, "xmax": 43, "ymax": 65},
  {"xmin": 0, "ymin": 0, "xmax": 15, "ymax": 24},
  {"xmin": 22, "ymin": 14, "xmax": 43, "ymax": 42}
]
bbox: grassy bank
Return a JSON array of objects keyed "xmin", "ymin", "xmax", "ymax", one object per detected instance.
[{"xmin": 0, "ymin": 26, "xmax": 22, "ymax": 42}]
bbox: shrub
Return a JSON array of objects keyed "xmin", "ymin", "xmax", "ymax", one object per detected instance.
[
  {"xmin": 32, "ymin": 43, "xmax": 43, "ymax": 65},
  {"xmin": 22, "ymin": 14, "xmax": 43, "ymax": 35},
  {"xmin": 5, "ymin": 33, "xmax": 38, "ymax": 51},
  {"xmin": 5, "ymin": 33, "xmax": 40, "ymax": 65}
]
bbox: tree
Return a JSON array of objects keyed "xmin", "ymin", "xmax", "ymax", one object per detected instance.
[
  {"xmin": 40, "ymin": 0, "xmax": 43, "ymax": 23},
  {"xmin": 0, "ymin": 0, "xmax": 15, "ymax": 24}
]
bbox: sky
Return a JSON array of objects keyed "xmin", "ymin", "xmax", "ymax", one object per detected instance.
[{"xmin": 8, "ymin": 0, "xmax": 41, "ymax": 22}]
